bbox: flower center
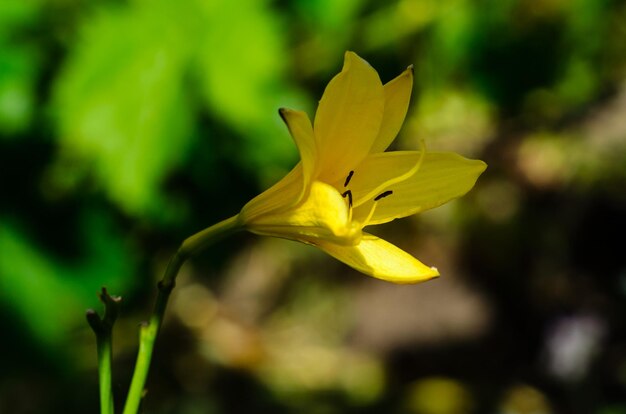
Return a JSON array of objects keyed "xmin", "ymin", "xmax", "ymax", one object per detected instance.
[{"xmin": 341, "ymin": 170, "xmax": 394, "ymax": 228}]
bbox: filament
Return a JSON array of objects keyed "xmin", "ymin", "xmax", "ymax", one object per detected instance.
[
  {"xmin": 353, "ymin": 140, "xmax": 427, "ymax": 208},
  {"xmin": 360, "ymin": 200, "xmax": 378, "ymax": 228}
]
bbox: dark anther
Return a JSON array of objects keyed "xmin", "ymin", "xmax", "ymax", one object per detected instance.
[
  {"xmin": 374, "ymin": 190, "xmax": 393, "ymax": 201},
  {"xmin": 344, "ymin": 170, "xmax": 354, "ymax": 187},
  {"xmin": 342, "ymin": 190, "xmax": 353, "ymax": 207}
]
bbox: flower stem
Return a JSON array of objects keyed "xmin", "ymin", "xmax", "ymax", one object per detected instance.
[
  {"xmin": 122, "ymin": 215, "xmax": 241, "ymax": 414},
  {"xmin": 97, "ymin": 331, "xmax": 115, "ymax": 414},
  {"xmin": 87, "ymin": 288, "xmax": 121, "ymax": 414},
  {"xmin": 87, "ymin": 313, "xmax": 114, "ymax": 414}
]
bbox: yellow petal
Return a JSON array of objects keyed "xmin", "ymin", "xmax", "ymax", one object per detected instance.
[
  {"xmin": 316, "ymin": 233, "xmax": 439, "ymax": 283},
  {"xmin": 244, "ymin": 180, "xmax": 361, "ymax": 246},
  {"xmin": 331, "ymin": 150, "xmax": 424, "ymax": 208},
  {"xmin": 352, "ymin": 152, "xmax": 487, "ymax": 225},
  {"xmin": 279, "ymin": 108, "xmax": 317, "ymax": 190},
  {"xmin": 314, "ymin": 51, "xmax": 385, "ymax": 182},
  {"xmin": 240, "ymin": 163, "xmax": 304, "ymax": 221},
  {"xmin": 369, "ymin": 66, "xmax": 414, "ymax": 153}
]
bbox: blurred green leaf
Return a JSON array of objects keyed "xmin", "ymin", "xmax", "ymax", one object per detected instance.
[
  {"xmin": 192, "ymin": 0, "xmax": 304, "ymax": 182},
  {"xmin": 361, "ymin": 0, "xmax": 436, "ymax": 51},
  {"xmin": 0, "ymin": 0, "xmax": 40, "ymax": 36},
  {"xmin": 0, "ymin": 212, "xmax": 135, "ymax": 348},
  {"xmin": 52, "ymin": 1, "xmax": 194, "ymax": 220},
  {"xmin": 552, "ymin": 0, "xmax": 608, "ymax": 109},
  {"xmin": 51, "ymin": 0, "xmax": 305, "ymax": 219},
  {"xmin": 0, "ymin": 0, "xmax": 41, "ymax": 135},
  {"xmin": 0, "ymin": 47, "xmax": 37, "ymax": 135}
]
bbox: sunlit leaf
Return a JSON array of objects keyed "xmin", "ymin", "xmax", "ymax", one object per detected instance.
[
  {"xmin": 52, "ymin": 2, "xmax": 194, "ymax": 219},
  {"xmin": 193, "ymin": 0, "xmax": 304, "ymax": 184},
  {"xmin": 0, "ymin": 1, "xmax": 40, "ymax": 36},
  {"xmin": 51, "ymin": 0, "xmax": 305, "ymax": 217}
]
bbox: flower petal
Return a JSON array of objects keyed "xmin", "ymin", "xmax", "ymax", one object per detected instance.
[
  {"xmin": 279, "ymin": 108, "xmax": 317, "ymax": 189},
  {"xmin": 369, "ymin": 66, "xmax": 414, "ymax": 153},
  {"xmin": 352, "ymin": 152, "xmax": 487, "ymax": 225},
  {"xmin": 240, "ymin": 163, "xmax": 304, "ymax": 221},
  {"xmin": 316, "ymin": 233, "xmax": 439, "ymax": 283},
  {"xmin": 314, "ymin": 51, "xmax": 385, "ymax": 182},
  {"xmin": 244, "ymin": 180, "xmax": 361, "ymax": 246},
  {"xmin": 331, "ymin": 150, "xmax": 424, "ymax": 208}
]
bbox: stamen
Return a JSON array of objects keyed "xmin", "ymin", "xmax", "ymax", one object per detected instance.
[
  {"xmin": 361, "ymin": 201, "xmax": 378, "ymax": 228},
  {"xmin": 374, "ymin": 190, "xmax": 393, "ymax": 201},
  {"xmin": 361, "ymin": 191, "xmax": 393, "ymax": 227},
  {"xmin": 341, "ymin": 190, "xmax": 354, "ymax": 223},
  {"xmin": 352, "ymin": 139, "xmax": 427, "ymax": 208},
  {"xmin": 344, "ymin": 170, "xmax": 354, "ymax": 187},
  {"xmin": 348, "ymin": 203, "xmax": 353, "ymax": 224},
  {"xmin": 341, "ymin": 190, "xmax": 353, "ymax": 207}
]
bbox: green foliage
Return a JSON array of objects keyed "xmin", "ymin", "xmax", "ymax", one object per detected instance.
[
  {"xmin": 52, "ymin": 0, "xmax": 302, "ymax": 220},
  {"xmin": 0, "ymin": 212, "xmax": 134, "ymax": 349},
  {"xmin": 52, "ymin": 0, "xmax": 195, "ymax": 220},
  {"xmin": 192, "ymin": 0, "xmax": 304, "ymax": 177},
  {"xmin": 0, "ymin": 0, "xmax": 41, "ymax": 135}
]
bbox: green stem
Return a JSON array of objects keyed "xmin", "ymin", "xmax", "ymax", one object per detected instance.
[
  {"xmin": 122, "ymin": 215, "xmax": 241, "ymax": 414},
  {"xmin": 97, "ymin": 330, "xmax": 115, "ymax": 414},
  {"xmin": 87, "ymin": 288, "xmax": 121, "ymax": 414}
]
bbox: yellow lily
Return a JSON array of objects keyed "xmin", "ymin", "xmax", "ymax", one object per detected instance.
[{"xmin": 236, "ymin": 51, "xmax": 486, "ymax": 283}]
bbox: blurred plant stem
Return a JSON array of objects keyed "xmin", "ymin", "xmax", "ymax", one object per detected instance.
[
  {"xmin": 122, "ymin": 215, "xmax": 241, "ymax": 414},
  {"xmin": 87, "ymin": 288, "xmax": 121, "ymax": 414}
]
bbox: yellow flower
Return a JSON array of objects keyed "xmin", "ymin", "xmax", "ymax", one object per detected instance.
[{"xmin": 237, "ymin": 51, "xmax": 486, "ymax": 283}]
